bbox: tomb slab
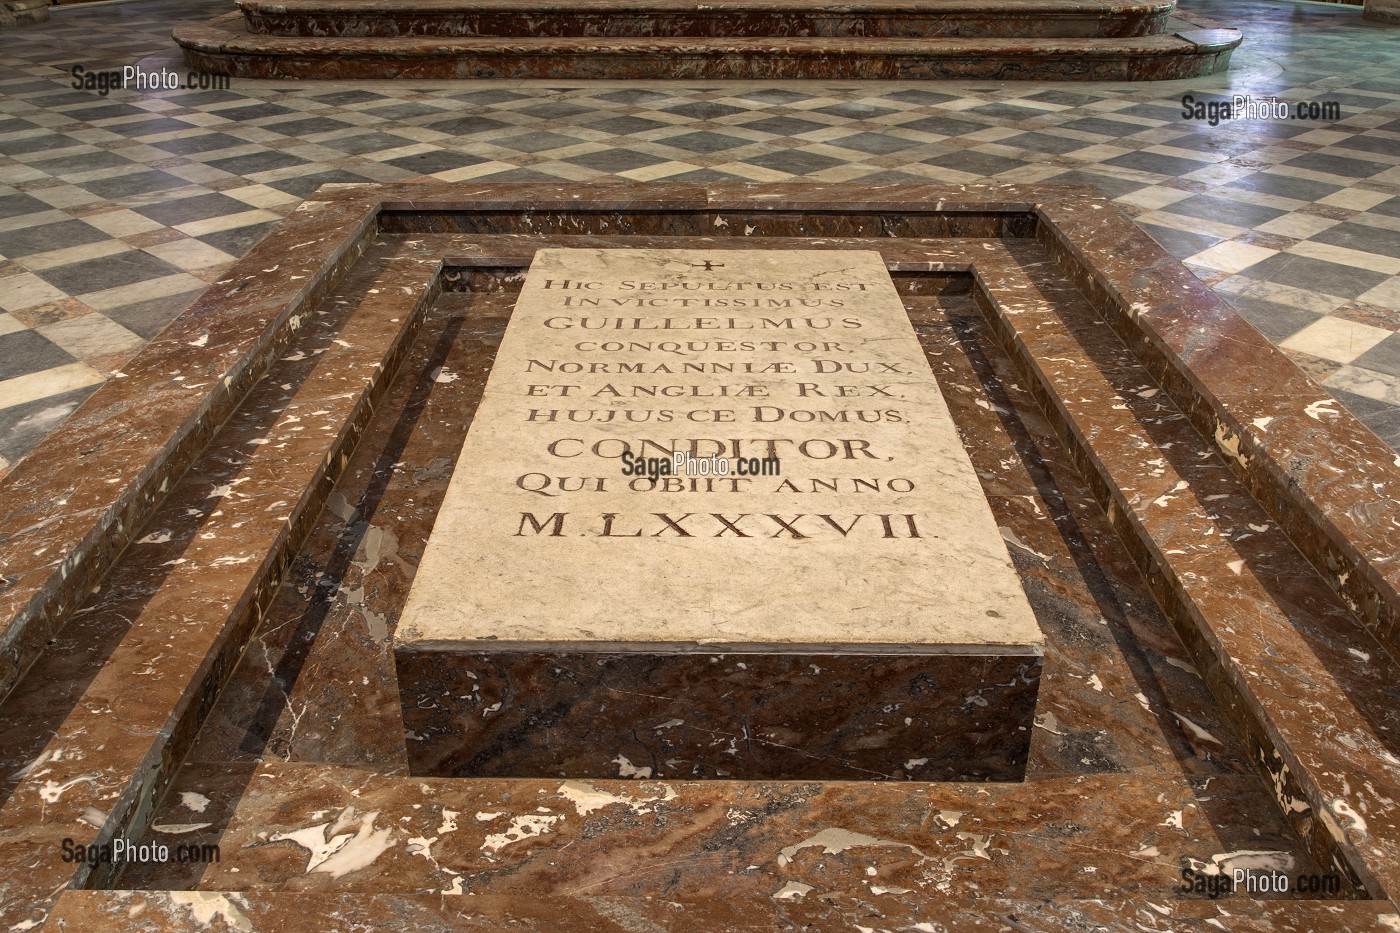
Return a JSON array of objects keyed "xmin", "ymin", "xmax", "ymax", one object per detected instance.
[{"xmin": 394, "ymin": 247, "xmax": 1043, "ymax": 780}]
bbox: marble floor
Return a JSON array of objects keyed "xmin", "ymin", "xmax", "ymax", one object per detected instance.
[{"xmin": 0, "ymin": 0, "xmax": 1398, "ymax": 476}]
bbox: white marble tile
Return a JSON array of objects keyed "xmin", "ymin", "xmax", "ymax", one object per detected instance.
[
  {"xmin": 55, "ymin": 164, "xmax": 149, "ymax": 186},
  {"xmin": 1287, "ymin": 241, "xmax": 1400, "ymax": 276},
  {"xmin": 0, "ymin": 271, "xmax": 67, "ymax": 312},
  {"xmin": 1325, "ymin": 364, "xmax": 1400, "ymax": 405},
  {"xmin": 1350, "ymin": 212, "xmax": 1400, "ymax": 235},
  {"xmin": 20, "ymin": 239, "xmax": 130, "ymax": 272},
  {"xmin": 431, "ymin": 161, "xmax": 521, "ymax": 183},
  {"xmin": 1186, "ymin": 241, "xmax": 1279, "ymax": 275},
  {"xmin": 0, "ymin": 360, "xmax": 103, "ymax": 410},
  {"xmin": 1149, "ymin": 144, "xmax": 1229, "ymax": 166},
  {"xmin": 1357, "ymin": 276, "xmax": 1400, "ymax": 309},
  {"xmin": 1114, "ymin": 186, "xmax": 1192, "ymax": 210},
  {"xmin": 81, "ymin": 272, "xmax": 208, "ymax": 312},
  {"xmin": 79, "ymin": 209, "xmax": 165, "ymax": 238},
  {"xmin": 960, "ymin": 127, "xmax": 1024, "ymax": 143},
  {"xmin": 163, "ymin": 162, "xmax": 240, "ymax": 185},
  {"xmin": 925, "ymin": 98, "xmax": 985, "ymax": 112},
  {"xmin": 806, "ymin": 163, "xmax": 882, "ymax": 183},
  {"xmin": 356, "ymin": 142, "xmax": 438, "ymax": 162},
  {"xmin": 705, "ymin": 160, "xmax": 796, "ymax": 182},
  {"xmin": 1060, "ymin": 144, "xmax": 1136, "ymax": 163},
  {"xmin": 514, "ymin": 159, "xmax": 597, "ymax": 182},
  {"xmin": 182, "ymin": 144, "xmax": 261, "ymax": 165},
  {"xmin": 1, "ymin": 161, "xmax": 57, "ymax": 184},
  {"xmin": 0, "ymin": 209, "xmax": 71, "ymax": 234},
  {"xmin": 996, "ymin": 164, "xmax": 1073, "ymax": 184},
  {"xmin": 171, "ymin": 208, "xmax": 281, "ymax": 237},
  {"xmin": 1291, "ymin": 129, "xmax": 1354, "ymax": 146},
  {"xmin": 1282, "ymin": 315, "xmax": 1392, "ymax": 364},
  {"xmin": 1317, "ymin": 188, "xmax": 1395, "ymax": 211},
  {"xmin": 142, "ymin": 237, "xmax": 236, "ymax": 272},
  {"xmin": 1255, "ymin": 212, "xmax": 1343, "ymax": 239},
  {"xmin": 1187, "ymin": 162, "xmax": 1265, "ymax": 186},
  {"xmin": 1234, "ymin": 279, "xmax": 1350, "ymax": 314},
  {"xmin": 1138, "ymin": 209, "xmax": 1247, "ymax": 240},
  {"xmin": 37, "ymin": 313, "xmax": 143, "ymax": 360},
  {"xmin": 28, "ymin": 184, "xmax": 108, "ymax": 210}
]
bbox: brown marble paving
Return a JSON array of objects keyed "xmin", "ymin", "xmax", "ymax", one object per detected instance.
[
  {"xmin": 10, "ymin": 299, "xmax": 93, "ymax": 329},
  {"xmin": 1299, "ymin": 205, "xmax": 1360, "ymax": 222},
  {"xmin": 1334, "ymin": 302, "xmax": 1400, "ymax": 333},
  {"xmin": 1284, "ymin": 348, "xmax": 1345, "ymax": 383},
  {"xmin": 387, "ymin": 207, "xmax": 1036, "ymax": 240},
  {"xmin": 2, "ymin": 183, "xmax": 1399, "ymax": 931},
  {"xmin": 1235, "ymin": 232, "xmax": 1301, "ymax": 253}
]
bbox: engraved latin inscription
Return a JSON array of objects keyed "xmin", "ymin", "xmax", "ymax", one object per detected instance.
[{"xmin": 396, "ymin": 249, "xmax": 1041, "ymax": 652}]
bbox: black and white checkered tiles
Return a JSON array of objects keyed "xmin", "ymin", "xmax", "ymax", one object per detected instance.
[{"xmin": 1, "ymin": 0, "xmax": 1399, "ymax": 472}]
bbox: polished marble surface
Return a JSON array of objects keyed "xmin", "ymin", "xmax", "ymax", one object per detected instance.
[
  {"xmin": 178, "ymin": 0, "xmax": 1226, "ymax": 80},
  {"xmin": 2, "ymin": 184, "xmax": 1399, "ymax": 930},
  {"xmin": 0, "ymin": 0, "xmax": 1399, "ymax": 474},
  {"xmin": 174, "ymin": 13, "xmax": 1240, "ymax": 82},
  {"xmin": 235, "ymin": 0, "xmax": 1177, "ymax": 39}
]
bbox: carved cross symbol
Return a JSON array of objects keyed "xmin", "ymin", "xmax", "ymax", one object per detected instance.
[{"xmin": 690, "ymin": 260, "xmax": 724, "ymax": 271}]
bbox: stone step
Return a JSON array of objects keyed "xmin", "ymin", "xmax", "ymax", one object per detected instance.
[
  {"xmin": 129, "ymin": 761, "xmax": 1324, "ymax": 901},
  {"xmin": 175, "ymin": 14, "xmax": 1240, "ymax": 80},
  {"xmin": 49, "ymin": 889, "xmax": 1400, "ymax": 932},
  {"xmin": 238, "ymin": 0, "xmax": 1177, "ymax": 40},
  {"xmin": 0, "ymin": 0, "xmax": 48, "ymax": 30}
]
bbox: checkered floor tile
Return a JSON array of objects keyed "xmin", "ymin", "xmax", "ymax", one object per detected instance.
[{"xmin": 1, "ymin": 0, "xmax": 1399, "ymax": 473}]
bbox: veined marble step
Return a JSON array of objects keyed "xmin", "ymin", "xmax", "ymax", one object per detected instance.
[
  {"xmin": 175, "ymin": 15, "xmax": 1240, "ymax": 80},
  {"xmin": 124, "ymin": 762, "xmax": 1329, "ymax": 902},
  {"xmin": 49, "ymin": 889, "xmax": 1398, "ymax": 933},
  {"xmin": 238, "ymin": 0, "xmax": 1176, "ymax": 39}
]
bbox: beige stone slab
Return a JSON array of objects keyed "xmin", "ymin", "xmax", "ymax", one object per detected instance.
[{"xmin": 396, "ymin": 248, "xmax": 1041, "ymax": 653}]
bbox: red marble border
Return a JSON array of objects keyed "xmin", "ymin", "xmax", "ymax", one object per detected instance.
[
  {"xmin": 1034, "ymin": 200, "xmax": 1400, "ymax": 665},
  {"xmin": 2, "ymin": 182, "xmax": 1398, "ymax": 927}
]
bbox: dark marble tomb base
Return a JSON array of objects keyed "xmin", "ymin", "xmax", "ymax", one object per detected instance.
[{"xmin": 397, "ymin": 649, "xmax": 1041, "ymax": 781}]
